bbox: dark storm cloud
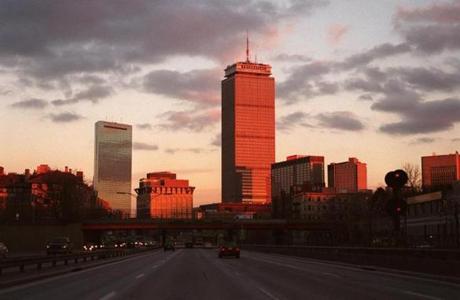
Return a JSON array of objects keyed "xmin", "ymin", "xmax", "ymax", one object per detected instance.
[
  {"xmin": 272, "ymin": 53, "xmax": 311, "ymax": 62},
  {"xmin": 358, "ymin": 94, "xmax": 373, "ymax": 101},
  {"xmin": 10, "ymin": 98, "xmax": 48, "ymax": 109},
  {"xmin": 142, "ymin": 68, "xmax": 220, "ymax": 105},
  {"xmin": 278, "ymin": 43, "xmax": 410, "ymax": 103},
  {"xmin": 376, "ymin": 97, "xmax": 460, "ymax": 135},
  {"xmin": 158, "ymin": 108, "xmax": 220, "ymax": 132},
  {"xmin": 165, "ymin": 148, "xmax": 209, "ymax": 154},
  {"xmin": 344, "ymin": 78, "xmax": 383, "ymax": 93},
  {"xmin": 48, "ymin": 112, "xmax": 83, "ymax": 123},
  {"xmin": 52, "ymin": 85, "xmax": 113, "ymax": 106},
  {"xmin": 136, "ymin": 123, "xmax": 152, "ymax": 130},
  {"xmin": 396, "ymin": 2, "xmax": 460, "ymax": 24},
  {"xmin": 277, "ymin": 111, "xmax": 309, "ymax": 131},
  {"xmin": 277, "ymin": 62, "xmax": 334, "ymax": 102},
  {"xmin": 395, "ymin": 2, "xmax": 460, "ymax": 54},
  {"xmin": 403, "ymin": 25, "xmax": 460, "ymax": 54},
  {"xmin": 339, "ymin": 43, "xmax": 411, "ymax": 70},
  {"xmin": 392, "ymin": 66, "xmax": 460, "ymax": 92},
  {"xmin": 409, "ymin": 137, "xmax": 435, "ymax": 145},
  {"xmin": 316, "ymin": 111, "xmax": 364, "ymax": 131},
  {"xmin": 0, "ymin": 0, "xmax": 327, "ymax": 84},
  {"xmin": 211, "ymin": 133, "xmax": 221, "ymax": 147},
  {"xmin": 133, "ymin": 142, "xmax": 159, "ymax": 151}
]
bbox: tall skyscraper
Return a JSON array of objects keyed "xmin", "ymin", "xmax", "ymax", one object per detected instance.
[
  {"xmin": 94, "ymin": 121, "xmax": 132, "ymax": 216},
  {"xmin": 221, "ymin": 49, "xmax": 275, "ymax": 204},
  {"xmin": 421, "ymin": 152, "xmax": 460, "ymax": 190},
  {"xmin": 328, "ymin": 157, "xmax": 367, "ymax": 193}
]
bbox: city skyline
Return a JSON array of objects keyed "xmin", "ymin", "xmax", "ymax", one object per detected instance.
[{"xmin": 1, "ymin": 0, "xmax": 460, "ymax": 206}]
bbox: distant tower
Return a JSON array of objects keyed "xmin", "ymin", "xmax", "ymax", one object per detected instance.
[
  {"xmin": 221, "ymin": 37, "xmax": 275, "ymax": 204},
  {"xmin": 94, "ymin": 121, "xmax": 132, "ymax": 217}
]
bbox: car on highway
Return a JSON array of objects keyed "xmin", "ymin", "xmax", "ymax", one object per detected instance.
[
  {"xmin": 46, "ymin": 237, "xmax": 73, "ymax": 255},
  {"xmin": 164, "ymin": 241, "xmax": 175, "ymax": 251},
  {"xmin": 218, "ymin": 242, "xmax": 240, "ymax": 258},
  {"xmin": 0, "ymin": 242, "xmax": 8, "ymax": 259},
  {"xmin": 83, "ymin": 242, "xmax": 97, "ymax": 252}
]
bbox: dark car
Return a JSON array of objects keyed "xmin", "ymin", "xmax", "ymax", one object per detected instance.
[
  {"xmin": 164, "ymin": 241, "xmax": 175, "ymax": 251},
  {"xmin": 218, "ymin": 242, "xmax": 240, "ymax": 258},
  {"xmin": 46, "ymin": 237, "xmax": 73, "ymax": 255},
  {"xmin": 185, "ymin": 241, "xmax": 193, "ymax": 248},
  {"xmin": 0, "ymin": 242, "xmax": 8, "ymax": 259}
]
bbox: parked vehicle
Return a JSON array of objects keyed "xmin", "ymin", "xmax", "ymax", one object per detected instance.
[
  {"xmin": 0, "ymin": 242, "xmax": 8, "ymax": 258},
  {"xmin": 185, "ymin": 241, "xmax": 193, "ymax": 248},
  {"xmin": 46, "ymin": 237, "xmax": 73, "ymax": 255},
  {"xmin": 218, "ymin": 242, "xmax": 240, "ymax": 258}
]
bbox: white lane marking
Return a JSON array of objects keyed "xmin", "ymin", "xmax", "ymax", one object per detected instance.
[
  {"xmin": 322, "ymin": 272, "xmax": 341, "ymax": 278},
  {"xmin": 0, "ymin": 250, "xmax": 163, "ymax": 295},
  {"xmin": 99, "ymin": 291, "xmax": 116, "ymax": 300},
  {"xmin": 247, "ymin": 251, "xmax": 460, "ymax": 289},
  {"xmin": 258, "ymin": 287, "xmax": 280, "ymax": 300},
  {"xmin": 135, "ymin": 273, "xmax": 144, "ymax": 279},
  {"xmin": 403, "ymin": 291, "xmax": 442, "ymax": 300},
  {"xmin": 247, "ymin": 256, "xmax": 307, "ymax": 272},
  {"xmin": 152, "ymin": 264, "xmax": 159, "ymax": 269}
]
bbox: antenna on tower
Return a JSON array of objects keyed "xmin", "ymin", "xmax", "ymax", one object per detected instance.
[{"xmin": 246, "ymin": 30, "xmax": 250, "ymax": 62}]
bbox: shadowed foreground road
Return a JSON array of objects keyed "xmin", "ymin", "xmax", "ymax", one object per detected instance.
[{"xmin": 0, "ymin": 248, "xmax": 458, "ymax": 299}]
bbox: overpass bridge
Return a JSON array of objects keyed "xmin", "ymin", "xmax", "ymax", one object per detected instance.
[{"xmin": 81, "ymin": 219, "xmax": 332, "ymax": 231}]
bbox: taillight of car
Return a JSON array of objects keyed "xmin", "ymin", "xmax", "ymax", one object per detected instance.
[{"xmin": 236, "ymin": 248, "xmax": 240, "ymax": 251}]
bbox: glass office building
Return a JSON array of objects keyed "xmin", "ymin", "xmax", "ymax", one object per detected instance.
[
  {"xmin": 222, "ymin": 60, "xmax": 275, "ymax": 204},
  {"xmin": 94, "ymin": 121, "xmax": 132, "ymax": 216}
]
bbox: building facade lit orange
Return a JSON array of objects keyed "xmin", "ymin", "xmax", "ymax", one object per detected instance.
[
  {"xmin": 421, "ymin": 152, "xmax": 460, "ymax": 190},
  {"xmin": 222, "ymin": 60, "xmax": 275, "ymax": 204},
  {"xmin": 328, "ymin": 157, "xmax": 367, "ymax": 193},
  {"xmin": 135, "ymin": 172, "xmax": 194, "ymax": 219}
]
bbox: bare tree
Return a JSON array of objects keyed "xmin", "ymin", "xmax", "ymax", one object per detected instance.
[{"xmin": 402, "ymin": 163, "xmax": 422, "ymax": 193}]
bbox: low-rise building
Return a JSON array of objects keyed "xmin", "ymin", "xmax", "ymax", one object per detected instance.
[
  {"xmin": 406, "ymin": 183, "xmax": 460, "ymax": 247},
  {"xmin": 135, "ymin": 172, "xmax": 194, "ymax": 219},
  {"xmin": 328, "ymin": 157, "xmax": 367, "ymax": 193}
]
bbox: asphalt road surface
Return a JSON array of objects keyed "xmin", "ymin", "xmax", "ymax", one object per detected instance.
[{"xmin": 0, "ymin": 248, "xmax": 458, "ymax": 300}]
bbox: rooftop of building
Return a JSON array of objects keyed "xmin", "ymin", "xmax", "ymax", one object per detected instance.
[
  {"xmin": 329, "ymin": 157, "xmax": 366, "ymax": 166},
  {"xmin": 421, "ymin": 151, "xmax": 459, "ymax": 159},
  {"xmin": 224, "ymin": 61, "xmax": 272, "ymax": 77},
  {"xmin": 272, "ymin": 155, "xmax": 324, "ymax": 168},
  {"xmin": 95, "ymin": 120, "xmax": 132, "ymax": 129}
]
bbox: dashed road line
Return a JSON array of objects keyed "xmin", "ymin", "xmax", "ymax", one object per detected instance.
[
  {"xmin": 403, "ymin": 291, "xmax": 442, "ymax": 300},
  {"xmin": 135, "ymin": 273, "xmax": 145, "ymax": 279},
  {"xmin": 322, "ymin": 272, "xmax": 342, "ymax": 278},
  {"xmin": 99, "ymin": 291, "xmax": 116, "ymax": 300},
  {"xmin": 258, "ymin": 287, "xmax": 280, "ymax": 300}
]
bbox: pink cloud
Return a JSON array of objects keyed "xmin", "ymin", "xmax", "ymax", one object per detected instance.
[{"xmin": 327, "ymin": 24, "xmax": 349, "ymax": 45}]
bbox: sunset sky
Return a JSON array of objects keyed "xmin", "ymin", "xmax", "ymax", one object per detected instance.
[{"xmin": 1, "ymin": 0, "xmax": 459, "ymax": 206}]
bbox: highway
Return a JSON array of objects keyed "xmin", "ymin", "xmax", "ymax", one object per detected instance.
[{"xmin": 0, "ymin": 248, "xmax": 458, "ymax": 300}]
